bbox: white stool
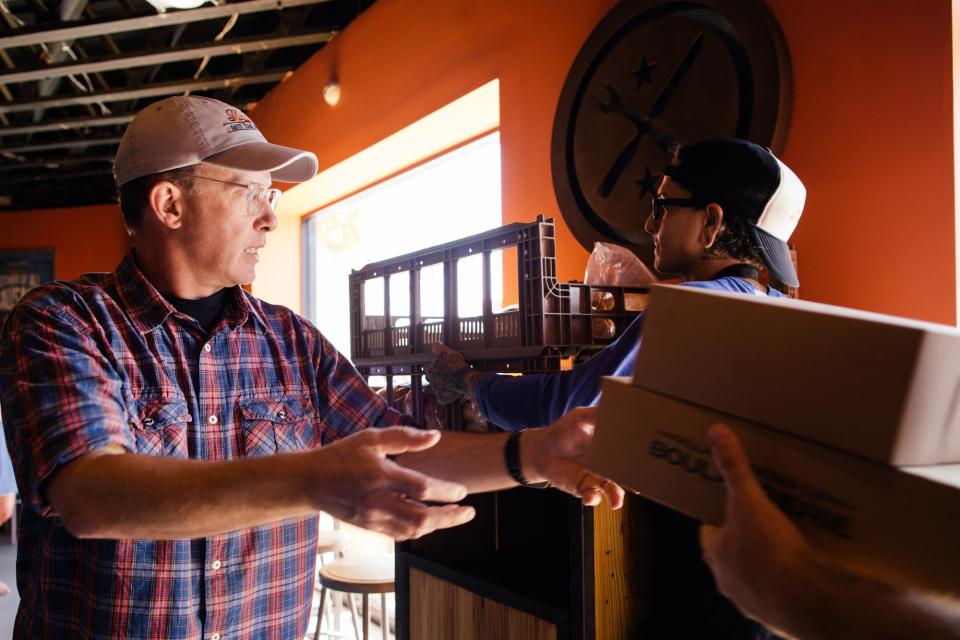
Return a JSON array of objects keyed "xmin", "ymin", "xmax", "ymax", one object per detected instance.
[
  {"xmin": 313, "ymin": 530, "xmax": 353, "ymax": 637},
  {"xmin": 317, "ymin": 530, "xmax": 350, "ymax": 560},
  {"xmin": 314, "ymin": 554, "xmax": 395, "ymax": 640}
]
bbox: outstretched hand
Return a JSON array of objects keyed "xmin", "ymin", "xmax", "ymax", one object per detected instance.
[
  {"xmin": 313, "ymin": 427, "xmax": 475, "ymax": 540},
  {"xmin": 524, "ymin": 406, "xmax": 625, "ymax": 509},
  {"xmin": 699, "ymin": 423, "xmax": 816, "ymax": 622}
]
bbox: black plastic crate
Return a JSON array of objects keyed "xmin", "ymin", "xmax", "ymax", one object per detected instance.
[
  {"xmin": 358, "ymin": 352, "xmax": 575, "ymax": 432},
  {"xmin": 349, "ymin": 216, "xmax": 649, "ymax": 364}
]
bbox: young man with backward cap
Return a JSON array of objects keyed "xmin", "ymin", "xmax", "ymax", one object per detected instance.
[
  {"xmin": 428, "ymin": 138, "xmax": 804, "ymax": 638},
  {"xmin": 0, "ymin": 96, "xmax": 623, "ymax": 639},
  {"xmin": 430, "ymin": 139, "xmax": 960, "ymax": 638},
  {"xmin": 429, "ymin": 137, "xmax": 803, "ymax": 429}
]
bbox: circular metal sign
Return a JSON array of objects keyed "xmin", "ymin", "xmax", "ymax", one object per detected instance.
[{"xmin": 552, "ymin": 0, "xmax": 792, "ymax": 264}]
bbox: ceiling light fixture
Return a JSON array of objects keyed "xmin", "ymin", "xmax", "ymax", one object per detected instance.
[
  {"xmin": 146, "ymin": 0, "xmax": 214, "ymax": 13},
  {"xmin": 322, "ymin": 80, "xmax": 341, "ymax": 107}
]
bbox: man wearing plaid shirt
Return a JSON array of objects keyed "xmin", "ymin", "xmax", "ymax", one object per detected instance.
[{"xmin": 0, "ymin": 96, "xmax": 623, "ymax": 639}]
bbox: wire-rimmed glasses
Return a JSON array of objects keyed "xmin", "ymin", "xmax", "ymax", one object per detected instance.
[{"xmin": 189, "ymin": 174, "xmax": 281, "ymax": 213}]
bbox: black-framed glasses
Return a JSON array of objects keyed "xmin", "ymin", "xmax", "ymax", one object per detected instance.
[
  {"xmin": 189, "ymin": 175, "xmax": 281, "ymax": 214},
  {"xmin": 650, "ymin": 197, "xmax": 707, "ymax": 222}
]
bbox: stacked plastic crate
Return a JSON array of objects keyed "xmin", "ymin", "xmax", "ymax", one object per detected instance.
[
  {"xmin": 348, "ymin": 215, "xmax": 649, "ymax": 639},
  {"xmin": 349, "ymin": 215, "xmax": 648, "ymax": 431}
]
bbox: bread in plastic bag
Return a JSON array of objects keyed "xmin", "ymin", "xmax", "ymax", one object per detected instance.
[
  {"xmin": 584, "ymin": 242, "xmax": 656, "ymax": 319},
  {"xmin": 583, "ymin": 241, "xmax": 657, "ymax": 287}
]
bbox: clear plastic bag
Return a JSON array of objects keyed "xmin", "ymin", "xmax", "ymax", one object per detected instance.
[{"xmin": 583, "ymin": 242, "xmax": 657, "ymax": 287}]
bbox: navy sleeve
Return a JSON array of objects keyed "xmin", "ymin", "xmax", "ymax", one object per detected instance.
[{"xmin": 474, "ymin": 314, "xmax": 645, "ymax": 430}]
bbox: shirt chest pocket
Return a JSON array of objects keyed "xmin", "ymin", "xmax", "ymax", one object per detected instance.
[
  {"xmin": 238, "ymin": 395, "xmax": 317, "ymax": 457},
  {"xmin": 129, "ymin": 398, "xmax": 191, "ymax": 458}
]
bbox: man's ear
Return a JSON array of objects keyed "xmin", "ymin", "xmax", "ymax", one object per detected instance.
[
  {"xmin": 702, "ymin": 203, "xmax": 725, "ymax": 249},
  {"xmin": 147, "ymin": 179, "xmax": 188, "ymax": 230}
]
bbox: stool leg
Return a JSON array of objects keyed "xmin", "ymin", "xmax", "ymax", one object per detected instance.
[
  {"xmin": 332, "ymin": 586, "xmax": 342, "ymax": 633},
  {"xmin": 362, "ymin": 594, "xmax": 369, "ymax": 640},
  {"xmin": 347, "ymin": 593, "xmax": 361, "ymax": 640},
  {"xmin": 313, "ymin": 587, "xmax": 327, "ymax": 640},
  {"xmin": 381, "ymin": 593, "xmax": 388, "ymax": 640},
  {"xmin": 312, "ymin": 555, "xmax": 325, "ymax": 638}
]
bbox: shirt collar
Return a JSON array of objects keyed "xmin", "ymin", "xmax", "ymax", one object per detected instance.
[{"xmin": 115, "ymin": 252, "xmax": 260, "ymax": 335}]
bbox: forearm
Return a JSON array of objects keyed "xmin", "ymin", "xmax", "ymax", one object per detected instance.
[
  {"xmin": 473, "ymin": 319, "xmax": 643, "ymax": 430},
  {"xmin": 49, "ymin": 449, "xmax": 314, "ymax": 539},
  {"xmin": 763, "ymin": 555, "xmax": 960, "ymax": 640},
  {"xmin": 474, "ymin": 372, "xmax": 573, "ymax": 429},
  {"xmin": 398, "ymin": 430, "xmax": 536, "ymax": 494}
]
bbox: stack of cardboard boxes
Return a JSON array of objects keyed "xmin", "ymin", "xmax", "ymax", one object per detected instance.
[{"xmin": 587, "ymin": 285, "xmax": 960, "ymax": 593}]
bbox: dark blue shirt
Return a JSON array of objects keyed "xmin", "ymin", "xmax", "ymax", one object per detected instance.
[{"xmin": 474, "ymin": 278, "xmax": 785, "ymax": 430}]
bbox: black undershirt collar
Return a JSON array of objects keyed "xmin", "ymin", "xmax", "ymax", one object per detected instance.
[
  {"xmin": 713, "ymin": 263, "xmax": 760, "ymax": 281},
  {"xmin": 163, "ymin": 288, "xmax": 231, "ymax": 333}
]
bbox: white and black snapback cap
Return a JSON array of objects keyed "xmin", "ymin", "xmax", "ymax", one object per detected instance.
[{"xmin": 665, "ymin": 138, "xmax": 806, "ymax": 287}]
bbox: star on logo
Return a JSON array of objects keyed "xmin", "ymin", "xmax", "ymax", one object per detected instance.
[
  {"xmin": 632, "ymin": 57, "xmax": 658, "ymax": 88},
  {"xmin": 635, "ymin": 166, "xmax": 662, "ymax": 199}
]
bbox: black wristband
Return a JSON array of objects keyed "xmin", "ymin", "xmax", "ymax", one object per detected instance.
[{"xmin": 504, "ymin": 430, "xmax": 531, "ymax": 486}]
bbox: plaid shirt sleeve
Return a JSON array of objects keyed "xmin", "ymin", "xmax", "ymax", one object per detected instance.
[
  {"xmin": 308, "ymin": 321, "xmax": 416, "ymax": 444},
  {"xmin": 0, "ymin": 297, "xmax": 135, "ymax": 516}
]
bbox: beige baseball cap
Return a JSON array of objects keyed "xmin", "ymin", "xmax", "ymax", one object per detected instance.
[{"xmin": 114, "ymin": 95, "xmax": 318, "ymax": 186}]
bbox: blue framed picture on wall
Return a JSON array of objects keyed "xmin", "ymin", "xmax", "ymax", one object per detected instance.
[{"xmin": 0, "ymin": 249, "xmax": 54, "ymax": 324}]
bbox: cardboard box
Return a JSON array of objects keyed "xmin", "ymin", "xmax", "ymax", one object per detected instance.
[
  {"xmin": 586, "ymin": 377, "xmax": 960, "ymax": 594},
  {"xmin": 632, "ymin": 285, "xmax": 960, "ymax": 465}
]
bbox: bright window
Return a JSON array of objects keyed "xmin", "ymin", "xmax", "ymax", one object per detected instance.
[{"xmin": 302, "ymin": 132, "xmax": 503, "ymax": 356}]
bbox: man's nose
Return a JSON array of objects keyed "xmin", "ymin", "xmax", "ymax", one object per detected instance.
[
  {"xmin": 644, "ymin": 209, "xmax": 658, "ymax": 235},
  {"xmin": 257, "ymin": 206, "xmax": 279, "ymax": 232}
]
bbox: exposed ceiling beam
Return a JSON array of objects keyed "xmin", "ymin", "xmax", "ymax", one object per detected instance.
[
  {"xmin": 0, "ymin": 154, "xmax": 113, "ymax": 171},
  {"xmin": 0, "ymin": 69, "xmax": 290, "ymax": 114},
  {"xmin": 1, "ymin": 166, "xmax": 112, "ymax": 186},
  {"xmin": 0, "ymin": 0, "xmax": 334, "ymax": 49},
  {"xmin": 0, "ymin": 113, "xmax": 133, "ymax": 135},
  {"xmin": 0, "ymin": 31, "xmax": 334, "ymax": 84},
  {"xmin": 3, "ymin": 136, "xmax": 121, "ymax": 153},
  {"xmin": 32, "ymin": 0, "xmax": 91, "ymax": 116}
]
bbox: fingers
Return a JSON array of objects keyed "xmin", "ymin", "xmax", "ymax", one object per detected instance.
[
  {"xmin": 362, "ymin": 495, "xmax": 476, "ymax": 540},
  {"xmin": 707, "ymin": 423, "xmax": 765, "ymax": 503},
  {"xmin": 699, "ymin": 523, "xmax": 719, "ymax": 554},
  {"xmin": 382, "ymin": 463, "xmax": 469, "ymax": 504},
  {"xmin": 577, "ymin": 473, "xmax": 624, "ymax": 509},
  {"xmin": 366, "ymin": 426, "xmax": 442, "ymax": 456},
  {"xmin": 541, "ymin": 457, "xmax": 623, "ymax": 509},
  {"xmin": 563, "ymin": 405, "xmax": 597, "ymax": 431},
  {"xmin": 600, "ymin": 478, "xmax": 626, "ymax": 510}
]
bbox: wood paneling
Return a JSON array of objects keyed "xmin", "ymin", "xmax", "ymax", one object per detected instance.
[
  {"xmin": 409, "ymin": 568, "xmax": 557, "ymax": 640},
  {"xmin": 592, "ymin": 497, "xmax": 646, "ymax": 639}
]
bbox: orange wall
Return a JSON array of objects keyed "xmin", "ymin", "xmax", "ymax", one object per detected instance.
[
  {"xmin": 248, "ymin": 0, "xmax": 956, "ymax": 324},
  {"xmin": 768, "ymin": 0, "xmax": 955, "ymax": 323},
  {"xmin": 249, "ymin": 0, "xmax": 621, "ymax": 295},
  {"xmin": 0, "ymin": 204, "xmax": 128, "ymax": 279},
  {"xmin": 2, "ymin": 0, "xmax": 956, "ymax": 324}
]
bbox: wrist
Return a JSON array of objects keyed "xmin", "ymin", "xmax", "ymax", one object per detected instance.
[
  {"xmin": 752, "ymin": 548, "xmax": 833, "ymax": 631},
  {"xmin": 503, "ymin": 430, "xmax": 546, "ymax": 486},
  {"xmin": 517, "ymin": 429, "xmax": 546, "ymax": 484},
  {"xmin": 293, "ymin": 448, "xmax": 334, "ymax": 512}
]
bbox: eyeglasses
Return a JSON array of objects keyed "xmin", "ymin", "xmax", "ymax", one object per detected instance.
[
  {"xmin": 189, "ymin": 174, "xmax": 281, "ymax": 213},
  {"xmin": 650, "ymin": 197, "xmax": 707, "ymax": 222}
]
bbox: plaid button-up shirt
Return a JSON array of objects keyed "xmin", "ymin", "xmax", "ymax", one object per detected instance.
[{"xmin": 0, "ymin": 253, "xmax": 409, "ymax": 639}]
